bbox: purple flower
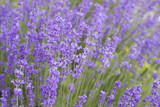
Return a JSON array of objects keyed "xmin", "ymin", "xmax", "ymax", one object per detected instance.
[
  {"xmin": 11, "ymin": 79, "xmax": 24, "ymax": 86},
  {"xmin": 18, "ymin": 0, "xmax": 23, "ymax": 5},
  {"xmin": 143, "ymin": 79, "xmax": 160, "ymax": 106},
  {"xmin": 128, "ymin": 46, "xmax": 140, "ymax": 60},
  {"xmin": 124, "ymin": 82, "xmax": 128, "ymax": 86},
  {"xmin": 14, "ymin": 69, "xmax": 23, "ymax": 78},
  {"xmin": 155, "ymin": 59, "xmax": 160, "ymax": 65},
  {"xmin": 99, "ymin": 91, "xmax": 106, "ymax": 104},
  {"xmin": 65, "ymin": 94, "xmax": 70, "ymax": 101},
  {"xmin": 0, "ymin": 60, "xmax": 5, "ymax": 66},
  {"xmin": 17, "ymin": 59, "xmax": 28, "ymax": 67},
  {"xmin": 105, "ymin": 81, "xmax": 121, "ymax": 106},
  {"xmin": 115, "ymin": 80, "xmax": 121, "ymax": 88},
  {"xmin": 68, "ymin": 83, "xmax": 75, "ymax": 93},
  {"xmin": 40, "ymin": 67, "xmax": 60, "ymax": 106},
  {"xmin": 1, "ymin": 45, "xmax": 5, "ymax": 51},
  {"xmin": 95, "ymin": 80, "xmax": 104, "ymax": 88},
  {"xmin": 0, "ymin": 88, "xmax": 10, "ymax": 106},
  {"xmin": 26, "ymin": 82, "xmax": 35, "ymax": 107},
  {"xmin": 75, "ymin": 94, "xmax": 87, "ymax": 107},
  {"xmin": 14, "ymin": 88, "xmax": 22, "ymax": 96},
  {"xmin": 0, "ymin": 74, "xmax": 4, "ymax": 86},
  {"xmin": 152, "ymin": 72, "xmax": 159, "ymax": 79},
  {"xmin": 120, "ymin": 60, "xmax": 132, "ymax": 68},
  {"xmin": 118, "ymin": 84, "xmax": 142, "ymax": 107}
]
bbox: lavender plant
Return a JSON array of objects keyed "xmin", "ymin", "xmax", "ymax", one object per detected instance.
[{"xmin": 0, "ymin": 0, "xmax": 160, "ymax": 107}]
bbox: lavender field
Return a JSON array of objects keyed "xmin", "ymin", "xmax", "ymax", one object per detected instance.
[{"xmin": 0, "ymin": 0, "xmax": 160, "ymax": 107}]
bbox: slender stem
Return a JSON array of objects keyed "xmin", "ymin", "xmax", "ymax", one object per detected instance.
[
  {"xmin": 16, "ymin": 85, "xmax": 19, "ymax": 106},
  {"xmin": 48, "ymin": 91, "xmax": 50, "ymax": 107}
]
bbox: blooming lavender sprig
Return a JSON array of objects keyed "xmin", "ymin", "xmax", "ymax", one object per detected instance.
[
  {"xmin": 72, "ymin": 65, "xmax": 85, "ymax": 79},
  {"xmin": 128, "ymin": 45, "xmax": 141, "ymax": 60},
  {"xmin": 105, "ymin": 81, "xmax": 121, "ymax": 106},
  {"xmin": 0, "ymin": 88, "xmax": 10, "ymax": 106},
  {"xmin": 95, "ymin": 80, "xmax": 104, "ymax": 88},
  {"xmin": 118, "ymin": 84, "xmax": 142, "ymax": 107},
  {"xmin": 152, "ymin": 72, "xmax": 159, "ymax": 79},
  {"xmin": 14, "ymin": 69, "xmax": 24, "ymax": 78},
  {"xmin": 97, "ymin": 36, "xmax": 121, "ymax": 72},
  {"xmin": 26, "ymin": 82, "xmax": 35, "ymax": 107},
  {"xmin": 2, "ymin": 2, "xmax": 21, "ymax": 74},
  {"xmin": 68, "ymin": 83, "xmax": 75, "ymax": 93},
  {"xmin": 75, "ymin": 94, "xmax": 87, "ymax": 107},
  {"xmin": 99, "ymin": 91, "xmax": 106, "ymax": 105},
  {"xmin": 40, "ymin": 67, "xmax": 60, "ymax": 106},
  {"xmin": 11, "ymin": 87, "xmax": 23, "ymax": 107},
  {"xmin": 11, "ymin": 68, "xmax": 24, "ymax": 106},
  {"xmin": 143, "ymin": 79, "xmax": 160, "ymax": 106},
  {"xmin": 27, "ymin": 8, "xmax": 40, "ymax": 32}
]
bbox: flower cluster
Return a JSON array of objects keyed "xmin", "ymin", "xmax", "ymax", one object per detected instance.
[
  {"xmin": 39, "ymin": 67, "xmax": 60, "ymax": 106},
  {"xmin": 143, "ymin": 79, "xmax": 160, "ymax": 106},
  {"xmin": 68, "ymin": 83, "xmax": 75, "ymax": 93},
  {"xmin": 0, "ymin": 88, "xmax": 10, "ymax": 107},
  {"xmin": 99, "ymin": 91, "xmax": 106, "ymax": 104},
  {"xmin": 118, "ymin": 84, "xmax": 142, "ymax": 107},
  {"xmin": 0, "ymin": 0, "xmax": 160, "ymax": 106},
  {"xmin": 106, "ymin": 80, "xmax": 121, "ymax": 106},
  {"xmin": 75, "ymin": 94, "xmax": 87, "ymax": 107}
]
